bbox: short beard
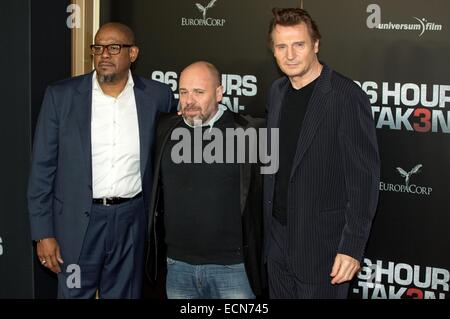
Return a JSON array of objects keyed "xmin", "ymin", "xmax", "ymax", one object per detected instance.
[
  {"xmin": 98, "ymin": 73, "xmax": 117, "ymax": 83},
  {"xmin": 184, "ymin": 115, "xmax": 205, "ymax": 127}
]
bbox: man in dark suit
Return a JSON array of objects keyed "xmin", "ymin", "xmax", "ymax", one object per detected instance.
[
  {"xmin": 27, "ymin": 22, "xmax": 174, "ymax": 298},
  {"xmin": 146, "ymin": 61, "xmax": 264, "ymax": 298},
  {"xmin": 264, "ymin": 8, "xmax": 380, "ymax": 298}
]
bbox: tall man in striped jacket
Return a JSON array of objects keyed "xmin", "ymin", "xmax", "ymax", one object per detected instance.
[{"xmin": 264, "ymin": 8, "xmax": 380, "ymax": 298}]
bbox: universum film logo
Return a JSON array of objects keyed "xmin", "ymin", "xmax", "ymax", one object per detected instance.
[
  {"xmin": 366, "ymin": 4, "xmax": 443, "ymax": 37},
  {"xmin": 181, "ymin": 0, "xmax": 226, "ymax": 27},
  {"xmin": 380, "ymin": 164, "xmax": 433, "ymax": 196}
]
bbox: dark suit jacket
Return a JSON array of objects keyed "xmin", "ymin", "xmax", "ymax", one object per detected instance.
[
  {"xmin": 27, "ymin": 72, "xmax": 174, "ymax": 265},
  {"xmin": 264, "ymin": 64, "xmax": 380, "ymax": 284},
  {"xmin": 146, "ymin": 112, "xmax": 266, "ymax": 295}
]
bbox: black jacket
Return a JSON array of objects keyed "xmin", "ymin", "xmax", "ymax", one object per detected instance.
[{"xmin": 146, "ymin": 111, "xmax": 266, "ymax": 295}]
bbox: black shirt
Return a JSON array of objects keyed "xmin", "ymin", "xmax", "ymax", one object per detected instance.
[
  {"xmin": 273, "ymin": 79, "xmax": 317, "ymax": 225},
  {"xmin": 161, "ymin": 111, "xmax": 243, "ymax": 264}
]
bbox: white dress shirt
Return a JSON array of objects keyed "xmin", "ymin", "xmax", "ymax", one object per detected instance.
[{"xmin": 91, "ymin": 71, "xmax": 141, "ymax": 198}]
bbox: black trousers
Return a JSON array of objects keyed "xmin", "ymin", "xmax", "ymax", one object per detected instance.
[
  {"xmin": 267, "ymin": 217, "xmax": 349, "ymax": 299},
  {"xmin": 57, "ymin": 196, "xmax": 145, "ymax": 299}
]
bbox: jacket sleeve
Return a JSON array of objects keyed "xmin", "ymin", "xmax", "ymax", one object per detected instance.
[
  {"xmin": 27, "ymin": 86, "xmax": 59, "ymax": 240},
  {"xmin": 337, "ymin": 83, "xmax": 380, "ymax": 261}
]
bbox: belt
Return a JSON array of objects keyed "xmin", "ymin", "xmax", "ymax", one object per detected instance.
[{"xmin": 92, "ymin": 192, "xmax": 142, "ymax": 206}]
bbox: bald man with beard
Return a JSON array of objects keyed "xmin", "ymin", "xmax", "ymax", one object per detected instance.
[{"xmin": 146, "ymin": 61, "xmax": 265, "ymax": 299}]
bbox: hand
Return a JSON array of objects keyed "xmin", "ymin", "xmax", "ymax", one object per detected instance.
[
  {"xmin": 330, "ymin": 253, "xmax": 360, "ymax": 285},
  {"xmin": 36, "ymin": 238, "xmax": 64, "ymax": 273}
]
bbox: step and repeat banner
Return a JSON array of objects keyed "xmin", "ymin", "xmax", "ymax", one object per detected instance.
[
  {"xmin": 101, "ymin": 0, "xmax": 300, "ymax": 117},
  {"xmin": 1, "ymin": 0, "xmax": 447, "ymax": 299},
  {"xmin": 102, "ymin": 0, "xmax": 449, "ymax": 299}
]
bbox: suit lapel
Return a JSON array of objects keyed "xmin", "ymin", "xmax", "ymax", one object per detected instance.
[
  {"xmin": 267, "ymin": 78, "xmax": 289, "ymax": 193},
  {"xmin": 234, "ymin": 114, "xmax": 252, "ymax": 215},
  {"xmin": 148, "ymin": 115, "xmax": 182, "ymax": 226},
  {"xmin": 133, "ymin": 76, "xmax": 152, "ymax": 179},
  {"xmin": 289, "ymin": 65, "xmax": 333, "ymax": 179},
  {"xmin": 75, "ymin": 74, "xmax": 93, "ymax": 182},
  {"xmin": 240, "ymin": 162, "xmax": 251, "ymax": 215},
  {"xmin": 157, "ymin": 116, "xmax": 183, "ymax": 169},
  {"xmin": 268, "ymin": 79, "xmax": 289, "ymax": 132}
]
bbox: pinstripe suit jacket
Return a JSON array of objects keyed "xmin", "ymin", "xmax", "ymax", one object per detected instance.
[{"xmin": 263, "ymin": 64, "xmax": 380, "ymax": 284}]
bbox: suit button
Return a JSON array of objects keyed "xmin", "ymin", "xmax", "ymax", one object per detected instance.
[
  {"xmin": 84, "ymin": 212, "xmax": 90, "ymax": 217},
  {"xmin": 268, "ymin": 201, "xmax": 272, "ymax": 204}
]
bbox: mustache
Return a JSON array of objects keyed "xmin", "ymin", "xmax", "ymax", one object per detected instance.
[
  {"xmin": 98, "ymin": 61, "xmax": 115, "ymax": 67},
  {"xmin": 182, "ymin": 106, "xmax": 201, "ymax": 112}
]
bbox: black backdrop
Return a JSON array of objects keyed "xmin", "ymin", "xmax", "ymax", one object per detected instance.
[{"xmin": 0, "ymin": 0, "xmax": 71, "ymax": 298}]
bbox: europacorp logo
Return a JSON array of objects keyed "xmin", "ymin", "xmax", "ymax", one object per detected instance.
[
  {"xmin": 380, "ymin": 164, "xmax": 433, "ymax": 196},
  {"xmin": 181, "ymin": 0, "xmax": 226, "ymax": 27}
]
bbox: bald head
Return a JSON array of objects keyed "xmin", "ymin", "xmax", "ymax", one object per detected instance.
[
  {"xmin": 181, "ymin": 61, "xmax": 221, "ymax": 88},
  {"xmin": 178, "ymin": 61, "xmax": 223, "ymax": 126},
  {"xmin": 95, "ymin": 22, "xmax": 135, "ymax": 44}
]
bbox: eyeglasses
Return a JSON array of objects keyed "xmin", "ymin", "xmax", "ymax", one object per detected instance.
[{"xmin": 90, "ymin": 44, "xmax": 134, "ymax": 55}]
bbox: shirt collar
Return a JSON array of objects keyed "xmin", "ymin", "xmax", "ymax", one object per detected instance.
[
  {"xmin": 92, "ymin": 70, "xmax": 134, "ymax": 95},
  {"xmin": 183, "ymin": 104, "xmax": 227, "ymax": 130}
]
